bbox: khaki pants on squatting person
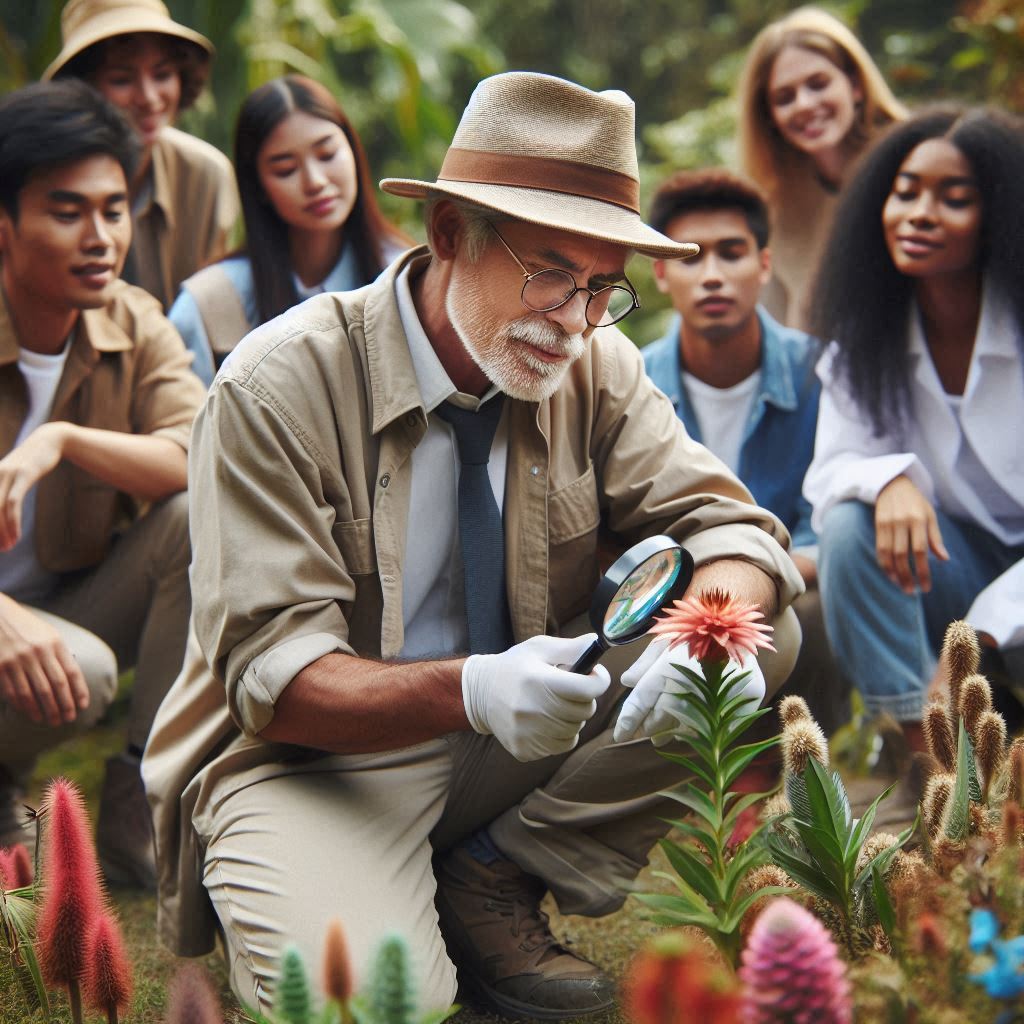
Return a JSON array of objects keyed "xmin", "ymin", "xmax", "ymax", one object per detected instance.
[
  {"xmin": 0, "ymin": 493, "xmax": 191, "ymax": 881},
  {"xmin": 196, "ymin": 607, "xmax": 800, "ymax": 1011}
]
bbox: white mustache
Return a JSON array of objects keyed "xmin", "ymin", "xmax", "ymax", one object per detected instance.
[{"xmin": 505, "ymin": 317, "xmax": 584, "ymax": 360}]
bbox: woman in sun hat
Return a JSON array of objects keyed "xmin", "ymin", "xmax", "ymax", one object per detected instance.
[{"xmin": 44, "ymin": 0, "xmax": 240, "ymax": 310}]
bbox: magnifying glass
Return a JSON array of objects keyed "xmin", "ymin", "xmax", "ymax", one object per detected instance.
[{"xmin": 570, "ymin": 535, "xmax": 694, "ymax": 675}]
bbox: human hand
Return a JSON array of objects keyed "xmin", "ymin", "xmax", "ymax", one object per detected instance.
[
  {"xmin": 0, "ymin": 422, "xmax": 68, "ymax": 551},
  {"xmin": 875, "ymin": 475, "xmax": 949, "ymax": 594},
  {"xmin": 613, "ymin": 637, "xmax": 765, "ymax": 745},
  {"xmin": 461, "ymin": 633, "xmax": 611, "ymax": 762},
  {"xmin": 0, "ymin": 594, "xmax": 88, "ymax": 726}
]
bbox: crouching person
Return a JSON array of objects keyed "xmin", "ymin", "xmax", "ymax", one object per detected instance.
[{"xmin": 0, "ymin": 81, "xmax": 205, "ymax": 885}]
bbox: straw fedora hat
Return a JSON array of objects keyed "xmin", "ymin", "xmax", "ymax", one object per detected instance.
[
  {"xmin": 381, "ymin": 72, "xmax": 698, "ymax": 260},
  {"xmin": 43, "ymin": 0, "xmax": 213, "ymax": 84}
]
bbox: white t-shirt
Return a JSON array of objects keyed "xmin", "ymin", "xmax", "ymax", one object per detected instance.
[
  {"xmin": 682, "ymin": 369, "xmax": 761, "ymax": 474},
  {"xmin": 0, "ymin": 342, "xmax": 71, "ymax": 601}
]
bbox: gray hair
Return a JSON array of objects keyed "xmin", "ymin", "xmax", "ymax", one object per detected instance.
[{"xmin": 423, "ymin": 196, "xmax": 511, "ymax": 263}]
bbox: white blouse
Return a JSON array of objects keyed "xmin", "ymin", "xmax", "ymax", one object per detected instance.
[{"xmin": 804, "ymin": 282, "xmax": 1024, "ymax": 648}]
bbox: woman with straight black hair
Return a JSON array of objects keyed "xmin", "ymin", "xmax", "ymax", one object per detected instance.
[
  {"xmin": 170, "ymin": 75, "xmax": 410, "ymax": 384},
  {"xmin": 805, "ymin": 105, "xmax": 1024, "ymax": 764}
]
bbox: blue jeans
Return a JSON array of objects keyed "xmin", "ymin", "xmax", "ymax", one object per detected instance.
[{"xmin": 819, "ymin": 501, "xmax": 1024, "ymax": 721}]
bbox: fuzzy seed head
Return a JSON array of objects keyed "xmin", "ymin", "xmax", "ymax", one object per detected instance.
[
  {"xmin": 165, "ymin": 964, "xmax": 223, "ymax": 1024},
  {"xmin": 740, "ymin": 866, "xmax": 800, "ymax": 941},
  {"xmin": 943, "ymin": 621, "xmax": 980, "ymax": 711},
  {"xmin": 856, "ymin": 833, "xmax": 899, "ymax": 874},
  {"xmin": 82, "ymin": 912, "xmax": 133, "ymax": 1017},
  {"xmin": 1007, "ymin": 738, "xmax": 1024, "ymax": 806},
  {"xmin": 740, "ymin": 898, "xmax": 852, "ymax": 1024},
  {"xmin": 888, "ymin": 849, "xmax": 926, "ymax": 889},
  {"xmin": 931, "ymin": 836, "xmax": 967, "ymax": 875},
  {"xmin": 36, "ymin": 778, "xmax": 106, "ymax": 988},
  {"xmin": 975, "ymin": 711, "xmax": 1007, "ymax": 798},
  {"xmin": 778, "ymin": 695, "xmax": 812, "ymax": 727},
  {"xmin": 923, "ymin": 702, "xmax": 956, "ymax": 772},
  {"xmin": 922, "ymin": 774, "xmax": 956, "ymax": 840},
  {"xmin": 761, "ymin": 791, "xmax": 791, "ymax": 821},
  {"xmin": 959, "ymin": 675, "xmax": 993, "ymax": 740},
  {"xmin": 322, "ymin": 918, "xmax": 353, "ymax": 1004},
  {"xmin": 623, "ymin": 931, "xmax": 743, "ymax": 1024},
  {"xmin": 782, "ymin": 720, "xmax": 829, "ymax": 778}
]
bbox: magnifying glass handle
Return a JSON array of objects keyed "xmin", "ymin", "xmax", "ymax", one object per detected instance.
[{"xmin": 570, "ymin": 639, "xmax": 605, "ymax": 675}]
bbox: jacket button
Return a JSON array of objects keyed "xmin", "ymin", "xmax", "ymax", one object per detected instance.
[
  {"xmin": 405, "ymin": 412, "xmax": 418, "ymax": 427},
  {"xmin": 380, "ymin": 473, "xmax": 391, "ymax": 488}
]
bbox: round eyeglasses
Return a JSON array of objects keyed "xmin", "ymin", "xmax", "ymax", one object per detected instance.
[{"xmin": 489, "ymin": 224, "xmax": 640, "ymax": 327}]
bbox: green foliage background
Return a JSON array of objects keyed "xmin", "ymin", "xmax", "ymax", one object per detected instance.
[{"xmin": 1, "ymin": 0, "xmax": 1022, "ymax": 342}]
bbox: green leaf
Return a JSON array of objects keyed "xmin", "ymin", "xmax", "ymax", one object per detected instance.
[
  {"xmin": 766, "ymin": 834, "xmax": 838, "ymax": 904},
  {"xmin": 793, "ymin": 824, "xmax": 848, "ymax": 888},
  {"xmin": 721, "ymin": 789, "xmax": 776, "ymax": 835},
  {"xmin": 803, "ymin": 757, "xmax": 852, "ymax": 841},
  {"xmin": 633, "ymin": 893, "xmax": 720, "ymax": 931},
  {"xmin": 722, "ymin": 843, "xmax": 771, "ymax": 902},
  {"xmin": 785, "ymin": 767, "xmax": 814, "ymax": 823},
  {"xmin": 665, "ymin": 690, "xmax": 717, "ymax": 731},
  {"xmin": 720, "ymin": 709, "xmax": 776, "ymax": 750},
  {"xmin": 871, "ymin": 865, "xmax": 897, "ymax": 938},
  {"xmin": 658, "ymin": 838, "xmax": 722, "ymax": 904},
  {"xmin": 720, "ymin": 738, "xmax": 782, "ymax": 790},
  {"xmin": 655, "ymin": 752, "xmax": 716, "ymax": 789},
  {"xmin": 660, "ymin": 782, "xmax": 720, "ymax": 829},
  {"xmin": 844, "ymin": 782, "xmax": 896, "ymax": 866},
  {"xmin": 720, "ymin": 884, "xmax": 795, "ymax": 932},
  {"xmin": 944, "ymin": 720, "xmax": 973, "ymax": 842}
]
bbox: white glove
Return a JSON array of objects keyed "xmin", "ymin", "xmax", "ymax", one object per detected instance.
[
  {"xmin": 613, "ymin": 637, "xmax": 765, "ymax": 745},
  {"xmin": 462, "ymin": 634, "xmax": 611, "ymax": 762}
]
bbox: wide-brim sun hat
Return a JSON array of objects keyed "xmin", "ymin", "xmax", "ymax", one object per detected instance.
[
  {"xmin": 42, "ymin": 0, "xmax": 213, "ymax": 84},
  {"xmin": 381, "ymin": 72, "xmax": 699, "ymax": 261}
]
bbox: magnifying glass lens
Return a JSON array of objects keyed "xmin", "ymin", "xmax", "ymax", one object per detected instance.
[{"xmin": 602, "ymin": 548, "xmax": 684, "ymax": 641}]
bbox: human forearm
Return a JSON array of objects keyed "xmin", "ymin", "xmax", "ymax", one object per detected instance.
[
  {"xmin": 54, "ymin": 422, "xmax": 188, "ymax": 499},
  {"xmin": 258, "ymin": 651, "xmax": 470, "ymax": 753},
  {"xmin": 688, "ymin": 558, "xmax": 779, "ymax": 620}
]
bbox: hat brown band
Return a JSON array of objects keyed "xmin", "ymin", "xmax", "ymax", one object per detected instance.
[{"xmin": 438, "ymin": 148, "xmax": 640, "ymax": 214}]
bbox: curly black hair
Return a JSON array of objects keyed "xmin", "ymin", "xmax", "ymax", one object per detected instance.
[{"xmin": 809, "ymin": 105, "xmax": 1024, "ymax": 435}]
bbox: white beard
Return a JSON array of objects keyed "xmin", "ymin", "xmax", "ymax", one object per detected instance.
[{"xmin": 446, "ymin": 266, "xmax": 586, "ymax": 403}]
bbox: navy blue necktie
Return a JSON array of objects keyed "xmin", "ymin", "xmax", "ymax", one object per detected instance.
[{"xmin": 435, "ymin": 396, "xmax": 513, "ymax": 654}]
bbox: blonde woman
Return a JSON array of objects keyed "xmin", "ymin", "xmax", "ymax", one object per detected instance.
[
  {"xmin": 44, "ymin": 0, "xmax": 240, "ymax": 309},
  {"xmin": 737, "ymin": 7, "xmax": 905, "ymax": 328}
]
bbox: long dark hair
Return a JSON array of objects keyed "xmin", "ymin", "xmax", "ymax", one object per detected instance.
[
  {"xmin": 810, "ymin": 105, "xmax": 1024, "ymax": 435},
  {"xmin": 235, "ymin": 75, "xmax": 409, "ymax": 326}
]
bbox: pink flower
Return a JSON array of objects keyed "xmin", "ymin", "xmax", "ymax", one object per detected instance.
[
  {"xmin": 82, "ymin": 911, "xmax": 133, "ymax": 1021},
  {"xmin": 649, "ymin": 587, "xmax": 775, "ymax": 665}
]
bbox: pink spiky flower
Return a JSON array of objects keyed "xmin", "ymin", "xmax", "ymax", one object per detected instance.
[
  {"xmin": 36, "ymin": 778, "xmax": 106, "ymax": 1024},
  {"xmin": 83, "ymin": 911, "xmax": 133, "ymax": 1023},
  {"xmin": 0, "ymin": 843, "xmax": 34, "ymax": 888},
  {"xmin": 649, "ymin": 587, "xmax": 775, "ymax": 665},
  {"xmin": 739, "ymin": 898, "xmax": 851, "ymax": 1024}
]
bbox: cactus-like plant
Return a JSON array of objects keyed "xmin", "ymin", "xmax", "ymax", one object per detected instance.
[
  {"xmin": 739, "ymin": 897, "xmax": 852, "ymax": 1023},
  {"xmin": 36, "ymin": 778, "xmax": 106, "ymax": 1024},
  {"xmin": 82, "ymin": 911, "xmax": 133, "ymax": 1024},
  {"xmin": 275, "ymin": 945, "xmax": 314, "ymax": 1024}
]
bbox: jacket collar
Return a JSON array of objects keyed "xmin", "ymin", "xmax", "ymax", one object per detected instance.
[
  {"xmin": 360, "ymin": 246, "xmax": 436, "ymax": 434},
  {"xmin": 138, "ymin": 132, "xmax": 175, "ymax": 231},
  {"xmin": 0, "ymin": 285, "xmax": 133, "ymax": 368},
  {"xmin": 652, "ymin": 304, "xmax": 799, "ymax": 413}
]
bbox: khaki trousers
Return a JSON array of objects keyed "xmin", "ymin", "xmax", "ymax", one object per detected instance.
[
  {"xmin": 0, "ymin": 493, "xmax": 191, "ymax": 779},
  {"xmin": 199, "ymin": 608, "xmax": 799, "ymax": 1012}
]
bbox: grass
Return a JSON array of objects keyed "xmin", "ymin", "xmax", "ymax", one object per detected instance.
[{"xmin": 2, "ymin": 685, "xmax": 674, "ymax": 1024}]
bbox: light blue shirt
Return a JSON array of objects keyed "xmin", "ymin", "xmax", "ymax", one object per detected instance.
[{"xmin": 169, "ymin": 245, "xmax": 362, "ymax": 386}]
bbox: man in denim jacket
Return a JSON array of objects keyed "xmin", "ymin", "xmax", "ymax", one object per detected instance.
[{"xmin": 643, "ymin": 168, "xmax": 844, "ymax": 736}]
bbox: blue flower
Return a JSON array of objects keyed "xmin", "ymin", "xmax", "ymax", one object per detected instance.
[{"xmin": 968, "ymin": 910, "xmax": 1024, "ymax": 1000}]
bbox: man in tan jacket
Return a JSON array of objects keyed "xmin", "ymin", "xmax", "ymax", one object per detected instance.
[
  {"xmin": 0, "ymin": 81, "xmax": 204, "ymax": 886},
  {"xmin": 144, "ymin": 72, "xmax": 804, "ymax": 1019}
]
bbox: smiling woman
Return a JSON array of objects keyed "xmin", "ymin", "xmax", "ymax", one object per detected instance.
[
  {"xmin": 804, "ymin": 105, "xmax": 1024, "ymax": 757},
  {"xmin": 736, "ymin": 7, "xmax": 905, "ymax": 329},
  {"xmin": 44, "ymin": 0, "xmax": 240, "ymax": 310}
]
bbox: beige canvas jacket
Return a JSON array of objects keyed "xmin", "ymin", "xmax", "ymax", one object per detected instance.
[
  {"xmin": 0, "ymin": 280, "xmax": 205, "ymax": 573},
  {"xmin": 143, "ymin": 247, "xmax": 804, "ymax": 956},
  {"xmin": 127, "ymin": 127, "xmax": 240, "ymax": 310}
]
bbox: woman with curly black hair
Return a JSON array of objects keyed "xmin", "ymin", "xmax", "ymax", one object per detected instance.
[{"xmin": 805, "ymin": 106, "xmax": 1024, "ymax": 753}]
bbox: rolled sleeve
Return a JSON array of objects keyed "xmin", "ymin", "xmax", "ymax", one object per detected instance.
[
  {"xmin": 967, "ymin": 559, "xmax": 1024, "ymax": 649},
  {"xmin": 235, "ymin": 632, "xmax": 347, "ymax": 735}
]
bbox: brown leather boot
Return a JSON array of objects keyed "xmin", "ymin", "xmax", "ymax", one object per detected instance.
[{"xmin": 434, "ymin": 846, "xmax": 614, "ymax": 1020}]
